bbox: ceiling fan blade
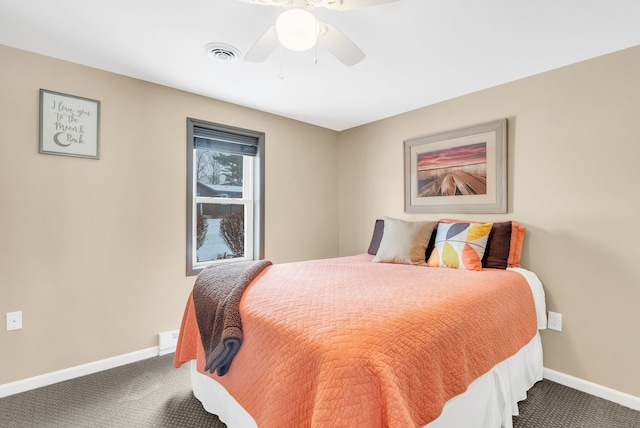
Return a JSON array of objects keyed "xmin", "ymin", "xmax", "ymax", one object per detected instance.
[
  {"xmin": 244, "ymin": 26, "xmax": 279, "ymax": 63},
  {"xmin": 318, "ymin": 22, "xmax": 365, "ymax": 66},
  {"xmin": 325, "ymin": 0, "xmax": 400, "ymax": 11},
  {"xmin": 235, "ymin": 0, "xmax": 400, "ymax": 10}
]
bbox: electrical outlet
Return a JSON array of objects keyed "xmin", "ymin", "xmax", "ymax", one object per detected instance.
[
  {"xmin": 158, "ymin": 329, "xmax": 180, "ymax": 355},
  {"xmin": 548, "ymin": 311, "xmax": 562, "ymax": 332},
  {"xmin": 6, "ymin": 311, "xmax": 23, "ymax": 331}
]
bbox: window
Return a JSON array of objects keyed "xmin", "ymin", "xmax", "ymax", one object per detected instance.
[{"xmin": 186, "ymin": 119, "xmax": 264, "ymax": 275}]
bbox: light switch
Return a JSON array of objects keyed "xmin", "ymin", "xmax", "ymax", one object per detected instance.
[{"xmin": 6, "ymin": 311, "xmax": 22, "ymax": 331}]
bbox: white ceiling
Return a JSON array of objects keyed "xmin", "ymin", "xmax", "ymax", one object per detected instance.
[{"xmin": 1, "ymin": 0, "xmax": 639, "ymax": 131}]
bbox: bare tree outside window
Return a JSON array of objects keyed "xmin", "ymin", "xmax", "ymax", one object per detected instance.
[
  {"xmin": 220, "ymin": 211, "xmax": 244, "ymax": 257},
  {"xmin": 196, "ymin": 212, "xmax": 209, "ymax": 261},
  {"xmin": 197, "ymin": 151, "xmax": 243, "ymax": 185},
  {"xmin": 197, "ymin": 150, "xmax": 224, "ymax": 185}
]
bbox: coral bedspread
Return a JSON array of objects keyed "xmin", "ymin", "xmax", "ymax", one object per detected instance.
[{"xmin": 174, "ymin": 254, "xmax": 537, "ymax": 428}]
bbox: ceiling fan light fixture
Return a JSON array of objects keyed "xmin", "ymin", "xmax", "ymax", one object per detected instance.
[{"xmin": 275, "ymin": 8, "xmax": 319, "ymax": 52}]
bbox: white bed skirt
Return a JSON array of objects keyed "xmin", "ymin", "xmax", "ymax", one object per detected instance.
[{"xmin": 190, "ymin": 331, "xmax": 543, "ymax": 428}]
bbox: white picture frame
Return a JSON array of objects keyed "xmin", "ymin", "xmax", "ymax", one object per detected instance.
[{"xmin": 39, "ymin": 89, "xmax": 100, "ymax": 159}]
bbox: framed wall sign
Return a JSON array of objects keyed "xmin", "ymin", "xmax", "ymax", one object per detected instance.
[
  {"xmin": 404, "ymin": 119, "xmax": 507, "ymax": 214},
  {"xmin": 39, "ymin": 89, "xmax": 100, "ymax": 159}
]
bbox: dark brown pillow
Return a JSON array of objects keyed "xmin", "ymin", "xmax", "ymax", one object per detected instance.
[
  {"xmin": 482, "ymin": 221, "xmax": 512, "ymax": 269},
  {"xmin": 367, "ymin": 219, "xmax": 384, "ymax": 255},
  {"xmin": 424, "ymin": 227, "xmax": 437, "ymax": 261}
]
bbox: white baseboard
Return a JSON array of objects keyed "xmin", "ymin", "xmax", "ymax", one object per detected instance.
[
  {"xmin": 0, "ymin": 346, "xmax": 162, "ymax": 399},
  {"xmin": 544, "ymin": 368, "xmax": 640, "ymax": 411}
]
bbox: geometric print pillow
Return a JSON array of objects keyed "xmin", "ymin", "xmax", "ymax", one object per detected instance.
[{"xmin": 427, "ymin": 222, "xmax": 493, "ymax": 271}]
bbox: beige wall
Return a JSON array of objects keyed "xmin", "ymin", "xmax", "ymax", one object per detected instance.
[
  {"xmin": 0, "ymin": 45, "xmax": 339, "ymax": 384},
  {"xmin": 338, "ymin": 46, "xmax": 640, "ymax": 397}
]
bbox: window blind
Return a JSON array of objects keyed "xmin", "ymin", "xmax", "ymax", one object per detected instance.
[{"xmin": 193, "ymin": 126, "xmax": 259, "ymax": 156}]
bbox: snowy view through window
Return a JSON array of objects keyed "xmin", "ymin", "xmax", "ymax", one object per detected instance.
[
  {"xmin": 198, "ymin": 218, "xmax": 230, "ymax": 261},
  {"xmin": 198, "ymin": 218, "xmax": 231, "ymax": 262},
  {"xmin": 195, "ymin": 149, "xmax": 245, "ymax": 262}
]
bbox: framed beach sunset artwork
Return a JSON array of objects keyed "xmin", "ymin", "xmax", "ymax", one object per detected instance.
[{"xmin": 404, "ymin": 119, "xmax": 507, "ymax": 214}]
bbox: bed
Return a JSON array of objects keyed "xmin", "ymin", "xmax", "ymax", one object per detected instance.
[{"xmin": 174, "ymin": 218, "xmax": 547, "ymax": 428}]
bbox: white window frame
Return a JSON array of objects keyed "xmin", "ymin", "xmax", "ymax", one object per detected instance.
[
  {"xmin": 186, "ymin": 118, "xmax": 264, "ymax": 276},
  {"xmin": 191, "ymin": 155, "xmax": 254, "ymax": 269}
]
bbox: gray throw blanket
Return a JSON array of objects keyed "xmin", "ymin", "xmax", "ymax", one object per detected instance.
[{"xmin": 192, "ymin": 259, "xmax": 272, "ymax": 376}]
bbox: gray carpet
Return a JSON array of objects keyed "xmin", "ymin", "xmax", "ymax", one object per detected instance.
[
  {"xmin": 1, "ymin": 354, "xmax": 639, "ymax": 427},
  {"xmin": 0, "ymin": 355, "xmax": 224, "ymax": 428},
  {"xmin": 515, "ymin": 380, "xmax": 640, "ymax": 428}
]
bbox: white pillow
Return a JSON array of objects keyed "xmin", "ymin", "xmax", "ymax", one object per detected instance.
[{"xmin": 372, "ymin": 217, "xmax": 437, "ymax": 266}]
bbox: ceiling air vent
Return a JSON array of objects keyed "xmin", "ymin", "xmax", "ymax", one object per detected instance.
[{"xmin": 204, "ymin": 43, "xmax": 241, "ymax": 63}]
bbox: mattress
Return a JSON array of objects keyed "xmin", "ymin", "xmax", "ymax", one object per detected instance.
[{"xmin": 175, "ymin": 254, "xmax": 546, "ymax": 427}]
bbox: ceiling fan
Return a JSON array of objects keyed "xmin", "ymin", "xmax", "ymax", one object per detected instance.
[{"xmin": 237, "ymin": 0, "xmax": 400, "ymax": 66}]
